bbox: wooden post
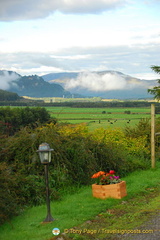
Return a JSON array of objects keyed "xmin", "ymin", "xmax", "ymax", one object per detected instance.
[{"xmin": 151, "ymin": 104, "xmax": 155, "ymax": 168}]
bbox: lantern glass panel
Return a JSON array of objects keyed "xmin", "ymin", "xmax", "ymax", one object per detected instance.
[
  {"xmin": 39, "ymin": 151, "xmax": 51, "ymax": 164},
  {"xmin": 37, "ymin": 143, "xmax": 53, "ymax": 164}
]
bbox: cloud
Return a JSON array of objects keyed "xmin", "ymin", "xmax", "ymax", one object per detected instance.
[
  {"xmin": 0, "ymin": 42, "xmax": 159, "ymax": 78},
  {"xmin": 57, "ymin": 0, "xmax": 127, "ymax": 14},
  {"xmin": 51, "ymin": 54, "xmax": 91, "ymax": 60},
  {"xmin": 0, "ymin": 52, "xmax": 66, "ymax": 75},
  {"xmin": 64, "ymin": 70, "xmax": 157, "ymax": 92},
  {"xmin": 0, "ymin": 70, "xmax": 19, "ymax": 90},
  {"xmin": 65, "ymin": 71, "xmax": 129, "ymax": 92},
  {"xmin": 0, "ymin": 0, "xmax": 127, "ymax": 21},
  {"xmin": 56, "ymin": 43, "xmax": 160, "ymax": 78}
]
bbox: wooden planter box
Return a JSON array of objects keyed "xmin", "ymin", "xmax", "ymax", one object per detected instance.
[{"xmin": 92, "ymin": 181, "xmax": 127, "ymax": 199}]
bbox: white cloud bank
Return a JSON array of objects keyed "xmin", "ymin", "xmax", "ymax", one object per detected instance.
[
  {"xmin": 65, "ymin": 71, "xmax": 130, "ymax": 91},
  {"xmin": 0, "ymin": 71, "xmax": 19, "ymax": 90},
  {"xmin": 64, "ymin": 71, "xmax": 157, "ymax": 92}
]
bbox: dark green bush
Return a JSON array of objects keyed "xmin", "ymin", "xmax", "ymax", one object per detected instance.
[
  {"xmin": 124, "ymin": 110, "xmax": 131, "ymax": 114},
  {"xmin": 0, "ymin": 106, "xmax": 51, "ymax": 135}
]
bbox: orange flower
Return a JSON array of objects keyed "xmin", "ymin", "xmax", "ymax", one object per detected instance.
[
  {"xmin": 105, "ymin": 173, "xmax": 111, "ymax": 176},
  {"xmin": 91, "ymin": 173, "xmax": 98, "ymax": 178},
  {"xmin": 98, "ymin": 171, "xmax": 106, "ymax": 177},
  {"xmin": 91, "ymin": 170, "xmax": 121, "ymax": 185},
  {"xmin": 91, "ymin": 171, "xmax": 106, "ymax": 178}
]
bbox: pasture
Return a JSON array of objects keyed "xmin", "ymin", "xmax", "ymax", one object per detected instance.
[{"xmin": 46, "ymin": 106, "xmax": 152, "ymax": 130}]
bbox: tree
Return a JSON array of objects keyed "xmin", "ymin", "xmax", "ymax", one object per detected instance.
[
  {"xmin": 148, "ymin": 66, "xmax": 160, "ymax": 100},
  {"xmin": 0, "ymin": 107, "xmax": 51, "ymax": 135}
]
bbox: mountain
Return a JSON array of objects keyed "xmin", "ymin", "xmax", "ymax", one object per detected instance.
[
  {"xmin": 0, "ymin": 70, "xmax": 158, "ymax": 99},
  {"xmin": 42, "ymin": 72, "xmax": 79, "ymax": 82},
  {"xmin": 0, "ymin": 70, "xmax": 72, "ymax": 98},
  {"xmin": 42, "ymin": 71, "xmax": 158, "ymax": 99}
]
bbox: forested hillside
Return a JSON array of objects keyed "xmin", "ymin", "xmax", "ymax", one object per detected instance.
[
  {"xmin": 0, "ymin": 89, "xmax": 21, "ymax": 101},
  {"xmin": 0, "ymin": 70, "xmax": 72, "ymax": 98}
]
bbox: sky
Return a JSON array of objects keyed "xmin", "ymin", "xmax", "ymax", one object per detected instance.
[{"xmin": 0, "ymin": 0, "xmax": 160, "ymax": 81}]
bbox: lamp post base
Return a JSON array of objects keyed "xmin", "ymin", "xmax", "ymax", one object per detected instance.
[{"xmin": 43, "ymin": 214, "xmax": 55, "ymax": 222}]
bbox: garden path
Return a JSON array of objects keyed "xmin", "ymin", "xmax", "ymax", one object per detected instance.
[{"xmin": 117, "ymin": 210, "xmax": 160, "ymax": 240}]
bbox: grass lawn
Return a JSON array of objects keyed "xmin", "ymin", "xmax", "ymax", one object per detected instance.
[{"xmin": 0, "ymin": 162, "xmax": 160, "ymax": 240}]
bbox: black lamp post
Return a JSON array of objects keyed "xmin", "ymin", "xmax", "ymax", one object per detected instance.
[{"xmin": 37, "ymin": 143, "xmax": 54, "ymax": 222}]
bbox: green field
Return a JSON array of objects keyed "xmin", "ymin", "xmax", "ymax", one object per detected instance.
[
  {"xmin": 46, "ymin": 106, "xmax": 153, "ymax": 130},
  {"xmin": 2, "ymin": 105, "xmax": 157, "ymax": 130}
]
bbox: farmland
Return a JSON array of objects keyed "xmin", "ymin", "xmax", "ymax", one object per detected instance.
[
  {"xmin": 46, "ymin": 106, "xmax": 153, "ymax": 130},
  {"xmin": 1, "ymin": 104, "xmax": 158, "ymax": 130}
]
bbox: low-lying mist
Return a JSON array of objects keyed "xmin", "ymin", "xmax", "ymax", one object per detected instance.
[{"xmin": 64, "ymin": 71, "xmax": 145, "ymax": 92}]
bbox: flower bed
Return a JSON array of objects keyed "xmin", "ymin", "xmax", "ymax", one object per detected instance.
[{"xmin": 91, "ymin": 170, "xmax": 127, "ymax": 199}]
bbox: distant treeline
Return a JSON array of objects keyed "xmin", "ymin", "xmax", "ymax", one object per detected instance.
[
  {"xmin": 0, "ymin": 100, "xmax": 158, "ymax": 108},
  {"xmin": 45, "ymin": 101, "xmax": 158, "ymax": 108}
]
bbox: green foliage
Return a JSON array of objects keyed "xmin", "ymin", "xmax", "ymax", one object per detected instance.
[
  {"xmin": 124, "ymin": 118, "xmax": 151, "ymax": 152},
  {"xmin": 0, "ymin": 160, "xmax": 48, "ymax": 224},
  {"xmin": 151, "ymin": 65, "xmax": 160, "ymax": 74},
  {"xmin": 124, "ymin": 118, "xmax": 150, "ymax": 136},
  {"xmin": 0, "ymin": 106, "xmax": 51, "ymax": 135},
  {"xmin": 0, "ymin": 162, "xmax": 20, "ymax": 224},
  {"xmin": 0, "ymin": 121, "xmax": 152, "ymax": 225},
  {"xmin": 124, "ymin": 110, "xmax": 131, "ymax": 114},
  {"xmin": 148, "ymin": 65, "xmax": 160, "ymax": 99}
]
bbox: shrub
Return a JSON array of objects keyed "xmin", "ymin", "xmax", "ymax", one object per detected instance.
[
  {"xmin": 124, "ymin": 110, "xmax": 131, "ymax": 114},
  {"xmin": 0, "ymin": 162, "xmax": 20, "ymax": 225}
]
